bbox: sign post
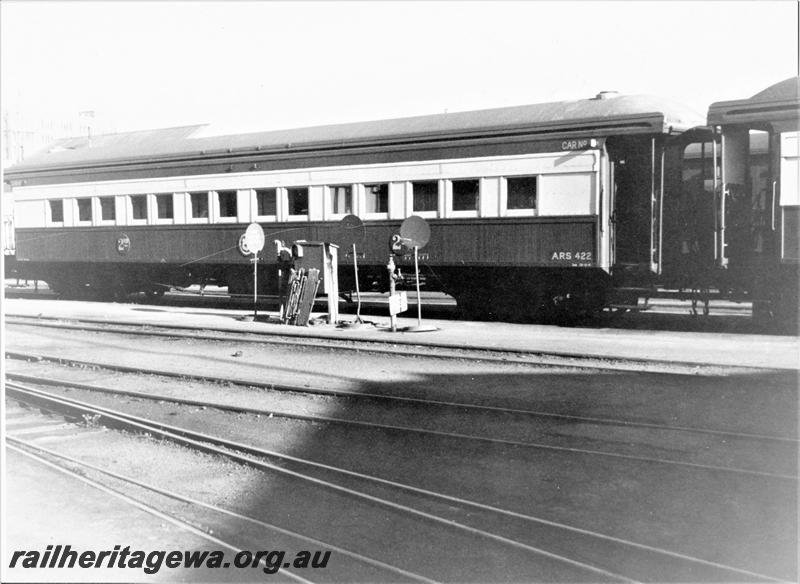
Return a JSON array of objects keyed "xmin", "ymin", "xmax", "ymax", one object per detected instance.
[
  {"xmin": 386, "ymin": 255, "xmax": 400, "ymax": 332},
  {"xmin": 352, "ymin": 242, "xmax": 362, "ymax": 322},
  {"xmin": 252, "ymin": 254, "xmax": 258, "ymax": 320},
  {"xmin": 413, "ymin": 245, "xmax": 423, "ymax": 327},
  {"xmin": 238, "ymin": 223, "xmax": 265, "ymax": 321},
  {"xmin": 337, "ymin": 214, "xmax": 366, "ymax": 328},
  {"xmin": 398, "ymin": 216, "xmax": 437, "ymax": 333}
]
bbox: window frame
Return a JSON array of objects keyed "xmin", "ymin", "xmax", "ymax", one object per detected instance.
[
  {"xmin": 75, "ymin": 197, "xmax": 93, "ymax": 225},
  {"xmin": 286, "ymin": 186, "xmax": 310, "ymax": 222},
  {"xmin": 503, "ymin": 174, "xmax": 538, "ymax": 217},
  {"xmin": 128, "ymin": 194, "xmax": 149, "ymax": 225},
  {"xmin": 153, "ymin": 193, "xmax": 175, "ymax": 224},
  {"xmin": 47, "ymin": 199, "xmax": 64, "ymax": 226},
  {"xmin": 215, "ymin": 189, "xmax": 239, "ymax": 223},
  {"xmin": 326, "ymin": 184, "xmax": 355, "ymax": 219},
  {"xmin": 410, "ymin": 180, "xmax": 440, "ymax": 219},
  {"xmin": 188, "ymin": 191, "xmax": 211, "ymax": 223},
  {"xmin": 98, "ymin": 196, "xmax": 117, "ymax": 225},
  {"xmin": 362, "ymin": 183, "xmax": 390, "ymax": 220},
  {"xmin": 253, "ymin": 187, "xmax": 278, "ymax": 222},
  {"xmin": 449, "ymin": 178, "xmax": 481, "ymax": 218}
]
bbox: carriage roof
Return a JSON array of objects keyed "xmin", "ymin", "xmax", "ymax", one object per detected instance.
[
  {"xmin": 707, "ymin": 77, "xmax": 800, "ymax": 126},
  {"xmin": 7, "ymin": 93, "xmax": 702, "ymax": 177}
]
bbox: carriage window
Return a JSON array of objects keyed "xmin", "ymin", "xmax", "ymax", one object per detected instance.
[
  {"xmin": 49, "ymin": 200, "xmax": 64, "ymax": 223},
  {"xmin": 100, "ymin": 197, "xmax": 116, "ymax": 221},
  {"xmin": 681, "ymin": 141, "xmax": 716, "ymax": 184},
  {"xmin": 218, "ymin": 190, "xmax": 237, "ymax": 218},
  {"xmin": 287, "ymin": 187, "xmax": 309, "ymax": 216},
  {"xmin": 256, "ymin": 188, "xmax": 277, "ymax": 216},
  {"xmin": 748, "ymin": 130, "xmax": 770, "ymax": 212},
  {"xmin": 412, "ymin": 181, "xmax": 438, "ymax": 212},
  {"xmin": 190, "ymin": 192, "xmax": 208, "ymax": 218},
  {"xmin": 328, "ymin": 185, "xmax": 353, "ymax": 215},
  {"xmin": 452, "ymin": 179, "xmax": 480, "ymax": 212},
  {"xmin": 156, "ymin": 194, "xmax": 174, "ymax": 219},
  {"xmin": 77, "ymin": 198, "xmax": 92, "ymax": 222},
  {"xmin": 131, "ymin": 195, "xmax": 147, "ymax": 220},
  {"xmin": 365, "ymin": 183, "xmax": 388, "ymax": 214},
  {"xmin": 507, "ymin": 176, "xmax": 537, "ymax": 210}
]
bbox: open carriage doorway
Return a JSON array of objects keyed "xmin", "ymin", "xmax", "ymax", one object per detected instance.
[{"xmin": 606, "ymin": 135, "xmax": 663, "ymax": 277}]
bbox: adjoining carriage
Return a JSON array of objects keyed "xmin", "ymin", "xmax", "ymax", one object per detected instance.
[
  {"xmin": 703, "ymin": 77, "xmax": 799, "ymax": 323},
  {"xmin": 4, "ymin": 78, "xmax": 798, "ymax": 324},
  {"xmin": 654, "ymin": 77, "xmax": 799, "ymax": 324}
]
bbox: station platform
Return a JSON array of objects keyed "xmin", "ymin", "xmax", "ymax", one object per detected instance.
[{"xmin": 4, "ymin": 298, "xmax": 799, "ymax": 370}]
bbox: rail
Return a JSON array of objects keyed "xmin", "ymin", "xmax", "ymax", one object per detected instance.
[{"xmin": 7, "ymin": 381, "xmax": 783, "ymax": 582}]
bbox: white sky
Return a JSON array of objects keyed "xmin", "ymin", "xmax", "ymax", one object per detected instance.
[{"xmin": 1, "ymin": 0, "xmax": 798, "ymax": 134}]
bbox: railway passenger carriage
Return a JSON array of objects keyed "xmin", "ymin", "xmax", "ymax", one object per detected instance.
[
  {"xmin": 704, "ymin": 78, "xmax": 799, "ymax": 321},
  {"xmin": 4, "ymin": 79, "xmax": 798, "ymax": 324}
]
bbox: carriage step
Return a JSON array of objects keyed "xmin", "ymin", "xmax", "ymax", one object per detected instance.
[{"xmin": 609, "ymin": 303, "xmax": 651, "ymax": 312}]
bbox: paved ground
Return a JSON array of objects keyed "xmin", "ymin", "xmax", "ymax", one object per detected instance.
[
  {"xmin": 2, "ymin": 448, "xmax": 267, "ymax": 583},
  {"xmin": 4, "ymin": 297, "xmax": 799, "ymax": 369}
]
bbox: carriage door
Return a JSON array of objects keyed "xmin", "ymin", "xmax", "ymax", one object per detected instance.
[
  {"xmin": 607, "ymin": 135, "xmax": 663, "ymax": 275},
  {"xmin": 778, "ymin": 131, "xmax": 799, "ymax": 262},
  {"xmin": 719, "ymin": 128, "xmax": 774, "ymax": 268}
]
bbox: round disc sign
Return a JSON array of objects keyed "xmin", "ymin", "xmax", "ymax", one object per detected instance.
[
  {"xmin": 400, "ymin": 215, "xmax": 430, "ymax": 249},
  {"xmin": 337, "ymin": 214, "xmax": 366, "ymax": 248},
  {"xmin": 242, "ymin": 223, "xmax": 265, "ymax": 254}
]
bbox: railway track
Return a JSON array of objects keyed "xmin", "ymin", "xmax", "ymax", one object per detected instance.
[
  {"xmin": 5, "ymin": 398, "xmax": 432, "ymax": 583},
  {"xmin": 6, "ymin": 448, "xmax": 319, "ymax": 584},
  {"xmin": 6, "ymin": 306, "xmax": 797, "ymax": 580},
  {"xmin": 6, "ymin": 382, "xmax": 785, "ymax": 582},
  {"xmin": 6, "ymin": 366, "xmax": 797, "ymax": 480}
]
